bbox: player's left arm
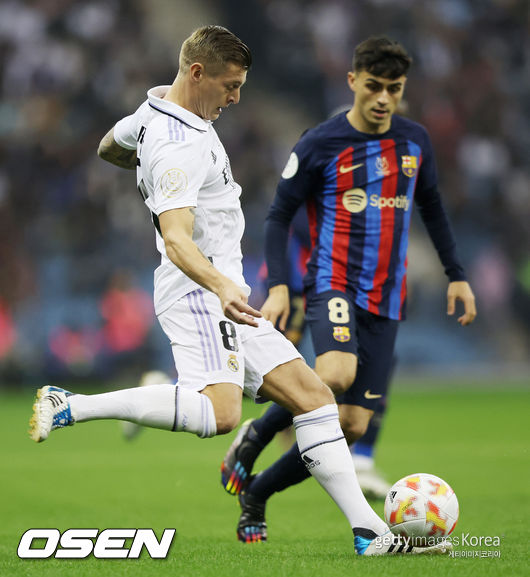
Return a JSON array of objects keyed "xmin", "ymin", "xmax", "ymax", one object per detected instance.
[
  {"xmin": 97, "ymin": 127, "xmax": 137, "ymax": 170},
  {"xmin": 414, "ymin": 131, "xmax": 476, "ymax": 326}
]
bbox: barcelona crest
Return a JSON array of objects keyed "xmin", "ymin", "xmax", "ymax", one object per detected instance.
[
  {"xmin": 401, "ymin": 155, "xmax": 418, "ymax": 177},
  {"xmin": 333, "ymin": 326, "xmax": 351, "ymax": 342}
]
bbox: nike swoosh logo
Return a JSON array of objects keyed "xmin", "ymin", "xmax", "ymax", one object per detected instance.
[
  {"xmin": 339, "ymin": 163, "xmax": 364, "ymax": 174},
  {"xmin": 364, "ymin": 390, "xmax": 382, "ymax": 399}
]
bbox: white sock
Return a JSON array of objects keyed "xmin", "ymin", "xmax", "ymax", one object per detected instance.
[
  {"xmin": 174, "ymin": 386, "xmax": 216, "ymax": 438},
  {"xmin": 69, "ymin": 384, "xmax": 216, "ymax": 438},
  {"xmin": 293, "ymin": 404, "xmax": 388, "ymax": 535}
]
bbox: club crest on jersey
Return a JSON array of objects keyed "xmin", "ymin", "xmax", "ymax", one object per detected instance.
[
  {"xmin": 333, "ymin": 326, "xmax": 351, "ymax": 342},
  {"xmin": 375, "ymin": 156, "xmax": 391, "ymax": 177},
  {"xmin": 401, "ymin": 155, "xmax": 418, "ymax": 177},
  {"xmin": 161, "ymin": 168, "xmax": 187, "ymax": 198},
  {"xmin": 227, "ymin": 354, "xmax": 239, "ymax": 372}
]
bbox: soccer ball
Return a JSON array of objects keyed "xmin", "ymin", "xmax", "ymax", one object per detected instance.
[{"xmin": 384, "ymin": 473, "xmax": 459, "ymax": 544}]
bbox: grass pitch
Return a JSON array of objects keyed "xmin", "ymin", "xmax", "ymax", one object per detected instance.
[{"xmin": 0, "ymin": 379, "xmax": 528, "ymax": 577}]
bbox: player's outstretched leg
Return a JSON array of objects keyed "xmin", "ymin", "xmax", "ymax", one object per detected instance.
[
  {"xmin": 29, "ymin": 382, "xmax": 220, "ymax": 442},
  {"xmin": 221, "ymin": 403, "xmax": 292, "ymax": 495},
  {"xmin": 353, "ymin": 528, "xmax": 453, "ymax": 556},
  {"xmin": 29, "ymin": 385, "xmax": 76, "ymax": 442}
]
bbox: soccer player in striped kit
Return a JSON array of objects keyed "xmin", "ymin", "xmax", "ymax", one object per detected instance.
[{"xmin": 221, "ymin": 36, "xmax": 476, "ymax": 543}]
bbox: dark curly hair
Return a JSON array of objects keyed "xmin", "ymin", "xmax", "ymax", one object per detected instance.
[{"xmin": 353, "ymin": 36, "xmax": 412, "ymax": 79}]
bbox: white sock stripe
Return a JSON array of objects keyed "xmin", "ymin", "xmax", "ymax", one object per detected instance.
[
  {"xmin": 299, "ymin": 435, "xmax": 345, "ymax": 456},
  {"xmin": 293, "ymin": 411, "xmax": 339, "ymax": 429}
]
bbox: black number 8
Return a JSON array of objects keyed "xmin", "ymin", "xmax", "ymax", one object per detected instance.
[{"xmin": 219, "ymin": 320, "xmax": 239, "ymax": 352}]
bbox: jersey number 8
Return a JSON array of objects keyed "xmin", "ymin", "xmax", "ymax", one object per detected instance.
[
  {"xmin": 328, "ymin": 297, "xmax": 350, "ymax": 324},
  {"xmin": 219, "ymin": 320, "xmax": 239, "ymax": 352}
]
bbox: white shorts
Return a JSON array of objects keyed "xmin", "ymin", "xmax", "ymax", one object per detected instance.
[{"xmin": 157, "ymin": 288, "xmax": 302, "ymax": 401}]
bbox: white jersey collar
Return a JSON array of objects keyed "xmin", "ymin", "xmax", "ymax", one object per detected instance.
[{"xmin": 147, "ymin": 85, "xmax": 210, "ymax": 132}]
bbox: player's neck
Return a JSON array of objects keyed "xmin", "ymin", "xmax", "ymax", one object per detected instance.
[
  {"xmin": 346, "ymin": 108, "xmax": 391, "ymax": 135},
  {"xmin": 163, "ymin": 78, "xmax": 200, "ymax": 118}
]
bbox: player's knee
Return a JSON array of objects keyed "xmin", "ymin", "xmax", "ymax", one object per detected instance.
[
  {"xmin": 288, "ymin": 379, "xmax": 336, "ymax": 415},
  {"xmin": 214, "ymin": 406, "xmax": 242, "ymax": 435},
  {"xmin": 319, "ymin": 370, "xmax": 355, "ymax": 395},
  {"xmin": 340, "ymin": 419, "xmax": 368, "ymax": 444}
]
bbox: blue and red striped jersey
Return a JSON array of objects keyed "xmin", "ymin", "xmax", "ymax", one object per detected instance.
[{"xmin": 265, "ymin": 112, "xmax": 465, "ymax": 320}]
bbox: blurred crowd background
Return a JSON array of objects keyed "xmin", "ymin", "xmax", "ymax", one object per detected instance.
[{"xmin": 0, "ymin": 0, "xmax": 528, "ymax": 386}]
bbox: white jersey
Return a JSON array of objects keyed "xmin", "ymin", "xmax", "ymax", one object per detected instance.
[{"xmin": 114, "ymin": 86, "xmax": 250, "ymax": 315}]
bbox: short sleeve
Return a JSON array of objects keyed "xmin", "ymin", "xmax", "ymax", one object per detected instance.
[
  {"xmin": 146, "ymin": 137, "xmax": 208, "ymax": 216},
  {"xmin": 113, "ymin": 100, "xmax": 149, "ymax": 150}
]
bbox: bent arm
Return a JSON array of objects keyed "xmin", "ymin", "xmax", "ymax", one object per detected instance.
[
  {"xmin": 97, "ymin": 127, "xmax": 137, "ymax": 170},
  {"xmin": 159, "ymin": 207, "xmax": 227, "ymax": 294},
  {"xmin": 159, "ymin": 207, "xmax": 261, "ymax": 326}
]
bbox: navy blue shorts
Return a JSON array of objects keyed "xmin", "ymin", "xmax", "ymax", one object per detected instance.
[{"xmin": 305, "ymin": 289, "xmax": 398, "ymax": 410}]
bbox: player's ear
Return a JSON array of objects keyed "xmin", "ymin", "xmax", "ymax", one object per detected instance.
[
  {"xmin": 189, "ymin": 63, "xmax": 204, "ymax": 83},
  {"xmin": 347, "ymin": 71, "xmax": 356, "ymax": 93}
]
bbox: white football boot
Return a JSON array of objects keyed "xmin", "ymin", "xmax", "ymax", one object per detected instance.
[{"xmin": 29, "ymin": 385, "xmax": 75, "ymax": 442}]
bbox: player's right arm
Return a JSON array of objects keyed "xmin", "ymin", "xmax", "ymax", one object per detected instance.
[
  {"xmin": 97, "ymin": 102, "xmax": 149, "ymax": 170},
  {"xmin": 97, "ymin": 127, "xmax": 137, "ymax": 170},
  {"xmin": 159, "ymin": 207, "xmax": 261, "ymax": 327}
]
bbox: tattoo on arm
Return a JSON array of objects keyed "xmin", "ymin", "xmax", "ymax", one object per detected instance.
[{"xmin": 97, "ymin": 129, "xmax": 137, "ymax": 170}]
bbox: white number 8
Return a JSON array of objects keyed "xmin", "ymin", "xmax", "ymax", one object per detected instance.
[{"xmin": 328, "ymin": 297, "xmax": 350, "ymax": 323}]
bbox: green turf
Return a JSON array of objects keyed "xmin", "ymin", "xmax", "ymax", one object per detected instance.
[{"xmin": 0, "ymin": 381, "xmax": 528, "ymax": 577}]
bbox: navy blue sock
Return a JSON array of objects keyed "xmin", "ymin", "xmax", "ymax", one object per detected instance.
[
  {"xmin": 247, "ymin": 442, "xmax": 310, "ymax": 502},
  {"xmin": 251, "ymin": 403, "xmax": 293, "ymax": 446},
  {"xmin": 355, "ymin": 396, "xmax": 387, "ymax": 453}
]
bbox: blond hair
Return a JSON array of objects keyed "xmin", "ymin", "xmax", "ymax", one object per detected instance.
[{"xmin": 179, "ymin": 25, "xmax": 251, "ymax": 75}]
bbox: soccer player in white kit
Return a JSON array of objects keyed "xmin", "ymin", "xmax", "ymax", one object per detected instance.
[{"xmin": 29, "ymin": 25, "xmax": 450, "ymax": 556}]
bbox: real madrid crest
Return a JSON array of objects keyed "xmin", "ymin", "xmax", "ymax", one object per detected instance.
[{"xmin": 227, "ymin": 354, "xmax": 239, "ymax": 372}]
